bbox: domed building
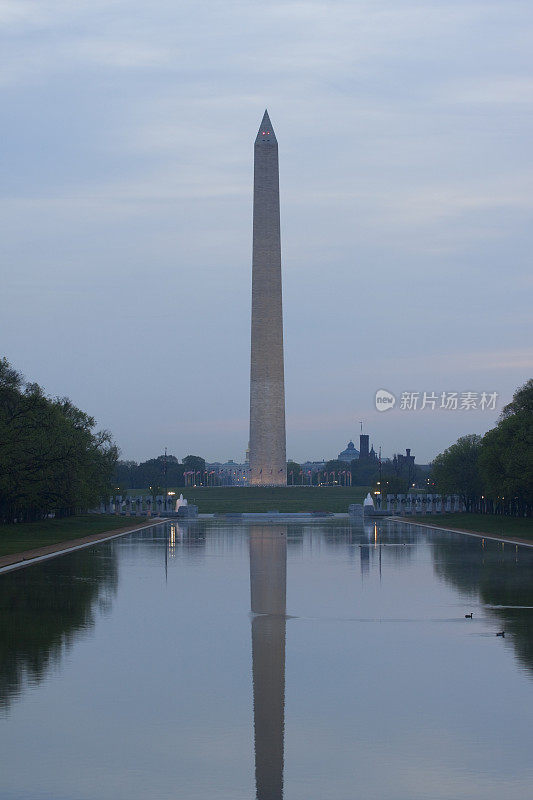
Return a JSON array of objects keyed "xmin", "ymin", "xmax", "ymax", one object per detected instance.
[{"xmin": 337, "ymin": 441, "xmax": 360, "ymax": 463}]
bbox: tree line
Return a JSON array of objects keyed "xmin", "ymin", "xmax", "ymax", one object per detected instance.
[
  {"xmin": 0, "ymin": 358, "xmax": 118, "ymax": 524},
  {"xmin": 287, "ymin": 458, "xmax": 425, "ymax": 491},
  {"xmin": 113, "ymin": 454, "xmax": 205, "ymax": 492},
  {"xmin": 114, "ymin": 453, "xmax": 423, "ymax": 492},
  {"xmin": 115, "ymin": 448, "xmax": 427, "ymax": 492},
  {"xmin": 431, "ymin": 379, "xmax": 532, "ymax": 516}
]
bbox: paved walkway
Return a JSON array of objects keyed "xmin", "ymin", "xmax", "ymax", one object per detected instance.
[{"xmin": 0, "ymin": 518, "xmax": 169, "ymax": 573}]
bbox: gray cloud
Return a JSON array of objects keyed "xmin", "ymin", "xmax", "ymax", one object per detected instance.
[{"xmin": 1, "ymin": 0, "xmax": 531, "ymax": 463}]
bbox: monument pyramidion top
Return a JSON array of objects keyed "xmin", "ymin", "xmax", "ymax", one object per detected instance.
[{"xmin": 255, "ymin": 109, "xmax": 277, "ymax": 145}]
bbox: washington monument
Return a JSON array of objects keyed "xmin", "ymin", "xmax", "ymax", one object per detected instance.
[{"xmin": 249, "ymin": 110, "xmax": 287, "ymax": 486}]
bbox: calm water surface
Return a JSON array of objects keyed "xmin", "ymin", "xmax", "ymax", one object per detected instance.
[{"xmin": 1, "ymin": 519, "xmax": 532, "ymax": 799}]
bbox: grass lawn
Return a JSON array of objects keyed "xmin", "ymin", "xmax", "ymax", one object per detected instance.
[
  {"xmin": 0, "ymin": 515, "xmax": 145, "ymax": 558},
  {"xmin": 135, "ymin": 485, "xmax": 369, "ymax": 513},
  {"xmin": 404, "ymin": 513, "xmax": 533, "ymax": 541}
]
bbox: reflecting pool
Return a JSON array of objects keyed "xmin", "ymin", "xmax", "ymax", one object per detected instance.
[{"xmin": 1, "ymin": 519, "xmax": 532, "ymax": 799}]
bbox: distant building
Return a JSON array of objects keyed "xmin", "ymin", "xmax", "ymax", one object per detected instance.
[
  {"xmin": 337, "ymin": 441, "xmax": 360, "ymax": 463},
  {"xmin": 394, "ymin": 448, "xmax": 415, "ymax": 470},
  {"xmin": 301, "ymin": 460, "xmax": 326, "ymax": 473},
  {"xmin": 206, "ymin": 460, "xmax": 249, "ymax": 486},
  {"xmin": 392, "ymin": 448, "xmax": 416, "ymax": 483},
  {"xmin": 337, "ymin": 434, "xmax": 378, "ymax": 463}
]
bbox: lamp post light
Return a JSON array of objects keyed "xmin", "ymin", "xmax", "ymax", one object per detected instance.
[
  {"xmin": 163, "ymin": 447, "xmax": 168, "ymax": 501},
  {"xmin": 167, "ymin": 490, "xmax": 175, "ymax": 513}
]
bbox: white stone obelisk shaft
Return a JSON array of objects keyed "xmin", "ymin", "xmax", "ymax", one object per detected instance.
[{"xmin": 249, "ymin": 111, "xmax": 287, "ymax": 486}]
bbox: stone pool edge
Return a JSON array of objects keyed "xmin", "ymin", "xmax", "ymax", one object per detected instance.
[
  {"xmin": 0, "ymin": 518, "xmax": 170, "ymax": 575},
  {"xmin": 391, "ymin": 517, "xmax": 533, "ymax": 548}
]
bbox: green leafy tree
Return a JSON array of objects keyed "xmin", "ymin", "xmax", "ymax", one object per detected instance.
[
  {"xmin": 500, "ymin": 379, "xmax": 533, "ymax": 419},
  {"xmin": 480, "ymin": 379, "xmax": 533, "ymax": 513},
  {"xmin": 287, "ymin": 461, "xmax": 302, "ymax": 485},
  {"xmin": 114, "ymin": 460, "xmax": 138, "ymax": 488},
  {"xmin": 114, "ymin": 455, "xmax": 186, "ymax": 490},
  {"xmin": 0, "ymin": 358, "xmax": 118, "ymax": 523},
  {"xmin": 324, "ymin": 460, "xmax": 351, "ymax": 484},
  {"xmin": 163, "ymin": 456, "xmax": 185, "ymax": 489},
  {"xmin": 431, "ymin": 434, "xmax": 483, "ymax": 508},
  {"xmin": 379, "ymin": 473, "xmax": 409, "ymax": 495},
  {"xmin": 351, "ymin": 459, "xmax": 379, "ymax": 487},
  {"xmin": 182, "ymin": 455, "xmax": 206, "ymax": 474}
]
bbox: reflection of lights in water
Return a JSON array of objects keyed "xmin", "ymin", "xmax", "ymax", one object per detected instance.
[
  {"xmin": 167, "ymin": 524, "xmax": 185, "ymax": 559},
  {"xmin": 169, "ymin": 525, "xmax": 176, "ymax": 558},
  {"xmin": 374, "ymin": 523, "xmax": 378, "ymax": 547}
]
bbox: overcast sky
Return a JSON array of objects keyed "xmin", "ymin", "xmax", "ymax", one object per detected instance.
[{"xmin": 1, "ymin": 0, "xmax": 532, "ymax": 464}]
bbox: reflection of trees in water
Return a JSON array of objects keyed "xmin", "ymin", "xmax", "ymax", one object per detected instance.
[
  {"xmin": 431, "ymin": 535, "xmax": 533, "ymax": 674},
  {"xmin": 177, "ymin": 522, "xmax": 206, "ymax": 549},
  {"xmin": 318, "ymin": 521, "xmax": 420, "ymax": 568},
  {"xmin": 0, "ymin": 544, "xmax": 118, "ymax": 710},
  {"xmin": 322, "ymin": 524, "xmax": 354, "ymax": 548},
  {"xmin": 124, "ymin": 523, "xmax": 208, "ymax": 564},
  {"xmin": 286, "ymin": 524, "xmax": 304, "ymax": 549}
]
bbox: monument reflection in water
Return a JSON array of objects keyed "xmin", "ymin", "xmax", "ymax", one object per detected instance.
[{"xmin": 249, "ymin": 526, "xmax": 287, "ymax": 800}]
